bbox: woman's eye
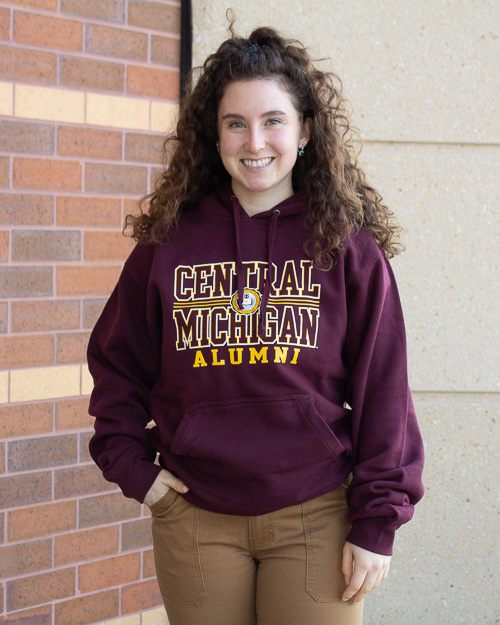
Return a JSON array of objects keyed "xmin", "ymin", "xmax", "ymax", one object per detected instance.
[
  {"xmin": 228, "ymin": 121, "xmax": 244, "ymax": 128},
  {"xmin": 266, "ymin": 118, "xmax": 282, "ymax": 125}
]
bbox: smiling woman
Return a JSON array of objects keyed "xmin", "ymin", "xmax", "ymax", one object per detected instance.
[{"xmin": 88, "ymin": 23, "xmax": 424, "ymax": 625}]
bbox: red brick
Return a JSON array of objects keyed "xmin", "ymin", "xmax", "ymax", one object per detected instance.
[
  {"xmin": 61, "ymin": 0, "xmax": 125, "ymax": 23},
  {"xmin": 55, "ymin": 589, "xmax": 119, "ymax": 625},
  {"xmin": 57, "ymin": 196, "xmax": 121, "ymax": 228},
  {"xmin": 0, "ymin": 8, "xmax": 10, "ymax": 40},
  {"xmin": 0, "ymin": 334, "xmax": 54, "ymax": 368},
  {"xmin": 8, "ymin": 500, "xmax": 76, "ymax": 541},
  {"xmin": 0, "ymin": 403, "xmax": 53, "ymax": 438},
  {"xmin": 14, "ymin": 11, "xmax": 82, "ymax": 51},
  {"xmin": 85, "ymin": 163, "xmax": 147, "ymax": 195},
  {"xmin": 143, "ymin": 549, "xmax": 156, "ymax": 577},
  {"xmin": 84, "ymin": 231, "xmax": 134, "ymax": 261},
  {"xmin": 79, "ymin": 431, "xmax": 92, "ymax": 462},
  {"xmin": 12, "ymin": 299, "xmax": 80, "ymax": 332},
  {"xmin": 0, "ymin": 156, "xmax": 8, "ymax": 186},
  {"xmin": 0, "ymin": 472, "xmax": 52, "ymax": 509},
  {"xmin": 8, "ymin": 434, "xmax": 77, "ymax": 472},
  {"xmin": 0, "ymin": 230, "xmax": 8, "ymax": 261},
  {"xmin": 86, "ymin": 23, "xmax": 147, "ymax": 61},
  {"xmin": 12, "ymin": 230, "xmax": 81, "ymax": 261},
  {"xmin": 125, "ymin": 132, "xmax": 164, "ymax": 164},
  {"xmin": 122, "ymin": 518, "xmax": 152, "ymax": 551},
  {"xmin": 0, "ymin": 302, "xmax": 7, "ymax": 333},
  {"xmin": 0, "ymin": 539, "xmax": 52, "ymax": 576},
  {"xmin": 83, "ymin": 298, "xmax": 106, "ymax": 328},
  {"xmin": 56, "ymin": 265, "xmax": 121, "ymax": 296},
  {"xmin": 55, "ymin": 463, "xmax": 116, "ymax": 499},
  {"xmin": 7, "ymin": 568, "xmax": 75, "ymax": 611},
  {"xmin": 2, "ymin": 605, "xmax": 52, "ymax": 625},
  {"xmin": 8, "ymin": 0, "xmax": 57, "ymax": 9},
  {"xmin": 56, "ymin": 398, "xmax": 93, "ymax": 430},
  {"xmin": 57, "ymin": 126, "xmax": 122, "ymax": 160},
  {"xmin": 0, "ymin": 266, "xmax": 53, "ymax": 297},
  {"xmin": 0, "ymin": 512, "xmax": 4, "ymax": 542},
  {"xmin": 79, "ymin": 491, "xmax": 141, "ymax": 528},
  {"xmin": 151, "ymin": 34, "xmax": 180, "ymax": 67},
  {"xmin": 60, "ymin": 56, "xmax": 124, "ymax": 92},
  {"xmin": 55, "ymin": 526, "xmax": 119, "ymax": 565},
  {"xmin": 0, "ymin": 194, "xmax": 54, "ymax": 225},
  {"xmin": 0, "ymin": 45, "xmax": 56, "ymax": 84},
  {"xmin": 0, "ymin": 120, "xmax": 54, "ymax": 154},
  {"xmin": 127, "ymin": 64, "xmax": 179, "ymax": 100},
  {"xmin": 13, "ymin": 158, "xmax": 81, "ymax": 191},
  {"xmin": 128, "ymin": 1, "xmax": 180, "ymax": 33},
  {"xmin": 79, "ymin": 553, "xmax": 140, "ymax": 593},
  {"xmin": 0, "ymin": 442, "xmax": 5, "ymax": 474},
  {"xmin": 56, "ymin": 331, "xmax": 90, "ymax": 363},
  {"xmin": 121, "ymin": 578, "xmax": 162, "ymax": 614}
]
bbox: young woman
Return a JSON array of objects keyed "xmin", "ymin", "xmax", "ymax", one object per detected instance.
[{"xmin": 88, "ymin": 25, "xmax": 425, "ymax": 625}]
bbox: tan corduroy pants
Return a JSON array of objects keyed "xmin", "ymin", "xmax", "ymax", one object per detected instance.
[{"xmin": 151, "ymin": 485, "xmax": 363, "ymax": 625}]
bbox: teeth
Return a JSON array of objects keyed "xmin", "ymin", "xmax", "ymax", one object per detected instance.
[{"xmin": 243, "ymin": 158, "xmax": 272, "ymax": 168}]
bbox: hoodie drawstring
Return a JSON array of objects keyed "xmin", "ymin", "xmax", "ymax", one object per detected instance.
[{"xmin": 232, "ymin": 196, "xmax": 280, "ymax": 338}]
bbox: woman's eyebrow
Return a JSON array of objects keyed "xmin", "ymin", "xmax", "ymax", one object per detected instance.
[{"xmin": 220, "ymin": 110, "xmax": 288, "ymax": 121}]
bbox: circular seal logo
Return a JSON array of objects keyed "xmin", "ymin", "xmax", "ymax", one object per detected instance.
[{"xmin": 231, "ymin": 288, "xmax": 261, "ymax": 315}]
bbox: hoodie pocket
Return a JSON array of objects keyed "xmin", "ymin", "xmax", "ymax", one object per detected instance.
[{"xmin": 171, "ymin": 394, "xmax": 345, "ymax": 480}]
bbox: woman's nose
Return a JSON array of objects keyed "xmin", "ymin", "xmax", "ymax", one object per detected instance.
[{"xmin": 246, "ymin": 127, "xmax": 265, "ymax": 152}]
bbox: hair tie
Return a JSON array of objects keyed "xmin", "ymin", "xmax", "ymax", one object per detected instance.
[{"xmin": 248, "ymin": 43, "xmax": 260, "ymax": 52}]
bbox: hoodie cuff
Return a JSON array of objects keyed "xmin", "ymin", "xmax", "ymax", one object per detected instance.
[{"xmin": 346, "ymin": 517, "xmax": 396, "ymax": 556}]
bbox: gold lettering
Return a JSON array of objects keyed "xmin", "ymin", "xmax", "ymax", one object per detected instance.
[
  {"xmin": 193, "ymin": 351, "xmax": 207, "ymax": 367},
  {"xmin": 249, "ymin": 346, "xmax": 269, "ymax": 364}
]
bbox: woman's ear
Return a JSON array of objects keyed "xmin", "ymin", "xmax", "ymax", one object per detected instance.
[{"xmin": 301, "ymin": 117, "xmax": 312, "ymax": 144}]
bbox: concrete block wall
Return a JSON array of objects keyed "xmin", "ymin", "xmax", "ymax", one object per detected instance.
[{"xmin": 0, "ymin": 1, "xmax": 179, "ymax": 623}]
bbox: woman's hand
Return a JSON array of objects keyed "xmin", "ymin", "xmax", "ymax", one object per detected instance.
[
  {"xmin": 143, "ymin": 469, "xmax": 189, "ymax": 508},
  {"xmin": 341, "ymin": 541, "xmax": 391, "ymax": 604}
]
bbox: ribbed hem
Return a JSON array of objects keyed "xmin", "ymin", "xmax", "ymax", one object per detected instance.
[{"xmin": 346, "ymin": 517, "xmax": 396, "ymax": 556}]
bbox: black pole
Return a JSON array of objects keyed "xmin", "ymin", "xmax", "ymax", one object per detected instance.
[{"xmin": 180, "ymin": 0, "xmax": 192, "ymax": 101}]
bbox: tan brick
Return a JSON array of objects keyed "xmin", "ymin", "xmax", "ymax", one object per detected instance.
[
  {"xmin": 56, "ymin": 397, "xmax": 93, "ymax": 430},
  {"xmin": 0, "ymin": 370, "xmax": 8, "ymax": 403},
  {"xmin": 143, "ymin": 549, "xmax": 156, "ymax": 578},
  {"xmin": 122, "ymin": 578, "xmax": 163, "ymax": 614},
  {"xmin": 0, "ymin": 334, "xmax": 54, "ymax": 368},
  {"xmin": 82, "ymin": 298, "xmax": 106, "ymax": 329},
  {"xmin": 151, "ymin": 35, "xmax": 180, "ymax": 67},
  {"xmin": 0, "ymin": 81, "xmax": 13, "ymax": 116},
  {"xmin": 0, "ymin": 442, "xmax": 5, "ymax": 474},
  {"xmin": 79, "ymin": 491, "xmax": 141, "ymax": 528},
  {"xmin": 56, "ymin": 589, "xmax": 119, "ymax": 625},
  {"xmin": 12, "ymin": 299, "xmax": 80, "ymax": 333},
  {"xmin": 57, "ymin": 126, "xmax": 122, "ymax": 160},
  {"xmin": 8, "ymin": 0, "xmax": 57, "ymax": 9},
  {"xmin": 125, "ymin": 132, "xmax": 163, "ymax": 164},
  {"xmin": 0, "ymin": 8, "xmax": 10, "ymax": 40},
  {"xmin": 55, "ymin": 463, "xmax": 116, "ymax": 499},
  {"xmin": 14, "ymin": 11, "xmax": 83, "ymax": 51},
  {"xmin": 60, "ymin": 56, "xmax": 124, "ymax": 92},
  {"xmin": 0, "ymin": 301, "xmax": 7, "ymax": 333},
  {"xmin": 57, "ymin": 265, "xmax": 121, "ymax": 296},
  {"xmin": 13, "ymin": 158, "xmax": 81, "ymax": 191},
  {"xmin": 79, "ymin": 553, "xmax": 140, "ymax": 593},
  {"xmin": 0, "ymin": 230, "xmax": 8, "ymax": 261},
  {"xmin": 86, "ymin": 92, "xmax": 149, "ymax": 130},
  {"xmin": 57, "ymin": 331, "xmax": 90, "ymax": 363},
  {"xmin": 0, "ymin": 120, "xmax": 54, "ymax": 154},
  {"xmin": 85, "ymin": 163, "xmax": 147, "ymax": 195},
  {"xmin": 15, "ymin": 84, "xmax": 85, "ymax": 124},
  {"xmin": 1, "ymin": 605, "xmax": 52, "ymax": 625},
  {"xmin": 0, "ymin": 511, "xmax": 4, "ymax": 542},
  {"xmin": 0, "ymin": 266, "xmax": 53, "ymax": 297},
  {"xmin": 0, "ymin": 402, "xmax": 53, "ymax": 438},
  {"xmin": 84, "ymin": 231, "xmax": 134, "ymax": 261},
  {"xmin": 0, "ymin": 45, "xmax": 56, "ymax": 84},
  {"xmin": 61, "ymin": 0, "xmax": 125, "ymax": 23},
  {"xmin": 57, "ymin": 196, "xmax": 121, "ymax": 228},
  {"xmin": 7, "ymin": 568, "xmax": 74, "ymax": 611},
  {"xmin": 128, "ymin": 1, "xmax": 180, "ymax": 34},
  {"xmin": 122, "ymin": 518, "xmax": 152, "ymax": 551},
  {"xmin": 10, "ymin": 364, "xmax": 81, "ymax": 402},
  {"xmin": 81, "ymin": 364, "xmax": 93, "ymax": 395},
  {"xmin": 0, "ymin": 538, "xmax": 51, "ymax": 576},
  {"xmin": 9, "ymin": 434, "xmax": 77, "ymax": 472},
  {"xmin": 8, "ymin": 500, "xmax": 76, "ymax": 541},
  {"xmin": 127, "ymin": 65, "xmax": 179, "ymax": 100},
  {"xmin": 0, "ymin": 155, "xmax": 8, "ymax": 186},
  {"xmin": 79, "ymin": 430, "xmax": 92, "ymax": 462},
  {"xmin": 12, "ymin": 230, "xmax": 81, "ymax": 261},
  {"xmin": 86, "ymin": 24, "xmax": 147, "ymax": 61},
  {"xmin": 55, "ymin": 526, "xmax": 119, "ymax": 565},
  {"xmin": 0, "ymin": 194, "xmax": 53, "ymax": 225}
]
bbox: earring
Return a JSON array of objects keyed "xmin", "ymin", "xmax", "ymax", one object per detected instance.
[
  {"xmin": 298, "ymin": 143, "xmax": 306, "ymax": 157},
  {"xmin": 216, "ymin": 143, "xmax": 220, "ymax": 155}
]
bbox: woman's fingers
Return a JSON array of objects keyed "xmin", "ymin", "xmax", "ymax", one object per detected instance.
[
  {"xmin": 144, "ymin": 469, "xmax": 189, "ymax": 507},
  {"xmin": 161, "ymin": 470, "xmax": 189, "ymax": 493},
  {"xmin": 341, "ymin": 541, "xmax": 391, "ymax": 604}
]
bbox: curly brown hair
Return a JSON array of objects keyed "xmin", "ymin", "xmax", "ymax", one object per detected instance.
[{"xmin": 126, "ymin": 25, "xmax": 402, "ymax": 268}]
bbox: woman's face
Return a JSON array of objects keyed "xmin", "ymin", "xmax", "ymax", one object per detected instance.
[{"xmin": 217, "ymin": 79, "xmax": 310, "ymax": 208}]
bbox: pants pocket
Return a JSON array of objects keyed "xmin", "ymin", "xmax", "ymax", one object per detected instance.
[
  {"xmin": 303, "ymin": 487, "xmax": 351, "ymax": 602},
  {"xmin": 152, "ymin": 495, "xmax": 207, "ymax": 607}
]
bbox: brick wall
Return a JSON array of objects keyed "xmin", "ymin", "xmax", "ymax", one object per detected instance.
[{"xmin": 0, "ymin": 1, "xmax": 180, "ymax": 624}]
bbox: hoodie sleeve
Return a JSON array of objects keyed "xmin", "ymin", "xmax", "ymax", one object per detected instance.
[
  {"xmin": 87, "ymin": 242, "xmax": 163, "ymax": 503},
  {"xmin": 342, "ymin": 239, "xmax": 425, "ymax": 556}
]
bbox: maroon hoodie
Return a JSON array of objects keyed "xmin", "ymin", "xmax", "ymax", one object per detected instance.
[{"xmin": 87, "ymin": 184, "xmax": 424, "ymax": 556}]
